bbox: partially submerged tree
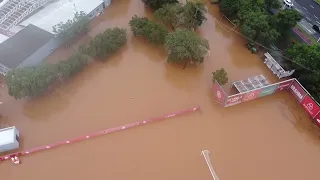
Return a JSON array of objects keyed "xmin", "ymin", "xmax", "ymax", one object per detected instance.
[
  {"xmin": 129, "ymin": 15, "xmax": 168, "ymax": 44},
  {"xmin": 154, "ymin": 1, "xmax": 207, "ymax": 30},
  {"xmin": 212, "ymin": 68, "xmax": 228, "ymax": 85},
  {"xmin": 6, "ymin": 52, "xmax": 90, "ymax": 99},
  {"xmin": 56, "ymin": 52, "xmax": 89, "ymax": 78},
  {"xmin": 164, "ymin": 29, "xmax": 209, "ymax": 68},
  {"xmin": 142, "ymin": 0, "xmax": 178, "ymax": 10},
  {"xmin": 182, "ymin": 0, "xmax": 207, "ymax": 29},
  {"xmin": 154, "ymin": 3, "xmax": 184, "ymax": 29},
  {"xmin": 80, "ymin": 27, "xmax": 127, "ymax": 59},
  {"xmin": 6, "ymin": 65, "xmax": 57, "ymax": 99},
  {"xmin": 53, "ymin": 11, "xmax": 90, "ymax": 44}
]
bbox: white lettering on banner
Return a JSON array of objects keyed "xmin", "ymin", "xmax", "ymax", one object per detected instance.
[
  {"xmin": 290, "ymin": 84, "xmax": 304, "ymax": 100},
  {"xmin": 278, "ymin": 83, "xmax": 290, "ymax": 90},
  {"xmin": 317, "ymin": 119, "xmax": 320, "ymax": 124},
  {"xmin": 307, "ymin": 103, "xmax": 313, "ymax": 111},
  {"xmin": 216, "ymin": 91, "xmax": 221, "ymax": 99}
]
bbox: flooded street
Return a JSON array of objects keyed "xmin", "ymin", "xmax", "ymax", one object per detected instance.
[{"xmin": 0, "ymin": 0, "xmax": 320, "ymax": 180}]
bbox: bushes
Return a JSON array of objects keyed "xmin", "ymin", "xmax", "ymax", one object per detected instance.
[
  {"xmin": 80, "ymin": 27, "xmax": 127, "ymax": 59},
  {"xmin": 6, "ymin": 53, "xmax": 89, "ymax": 99},
  {"xmin": 142, "ymin": 0, "xmax": 178, "ymax": 10},
  {"xmin": 53, "ymin": 11, "xmax": 90, "ymax": 44},
  {"xmin": 129, "ymin": 15, "xmax": 168, "ymax": 44},
  {"xmin": 212, "ymin": 68, "xmax": 228, "ymax": 85}
]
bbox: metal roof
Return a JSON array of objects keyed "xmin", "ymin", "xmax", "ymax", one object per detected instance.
[{"xmin": 0, "ymin": 24, "xmax": 53, "ymax": 68}]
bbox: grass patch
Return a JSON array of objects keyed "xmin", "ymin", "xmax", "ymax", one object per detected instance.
[
  {"xmin": 295, "ymin": 24, "xmax": 318, "ymax": 44},
  {"xmin": 314, "ymin": 0, "xmax": 320, "ymax": 5}
]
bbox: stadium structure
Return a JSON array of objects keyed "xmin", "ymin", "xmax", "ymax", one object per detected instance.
[{"xmin": 0, "ymin": 0, "xmax": 112, "ymax": 75}]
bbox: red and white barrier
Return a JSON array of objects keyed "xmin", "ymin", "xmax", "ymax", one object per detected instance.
[{"xmin": 0, "ymin": 106, "xmax": 200, "ymax": 163}]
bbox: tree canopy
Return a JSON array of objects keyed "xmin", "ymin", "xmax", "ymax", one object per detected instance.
[
  {"xmin": 285, "ymin": 43, "xmax": 320, "ymax": 101},
  {"xmin": 273, "ymin": 9, "xmax": 302, "ymax": 36},
  {"xmin": 6, "ymin": 53, "xmax": 89, "ymax": 99},
  {"xmin": 154, "ymin": 0, "xmax": 207, "ymax": 30},
  {"xmin": 53, "ymin": 11, "xmax": 90, "ymax": 44},
  {"xmin": 80, "ymin": 27, "xmax": 127, "ymax": 60},
  {"xmin": 129, "ymin": 15, "xmax": 168, "ymax": 44},
  {"xmin": 142, "ymin": 0, "xmax": 178, "ymax": 10},
  {"xmin": 240, "ymin": 10, "xmax": 279, "ymax": 45},
  {"xmin": 212, "ymin": 68, "xmax": 228, "ymax": 85},
  {"xmin": 164, "ymin": 29, "xmax": 209, "ymax": 68}
]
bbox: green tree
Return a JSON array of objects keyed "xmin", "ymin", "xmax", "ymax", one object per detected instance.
[
  {"xmin": 212, "ymin": 68, "xmax": 228, "ymax": 85},
  {"xmin": 142, "ymin": 0, "xmax": 178, "ymax": 10},
  {"xmin": 264, "ymin": 0, "xmax": 281, "ymax": 10},
  {"xmin": 80, "ymin": 27, "xmax": 127, "ymax": 59},
  {"xmin": 53, "ymin": 11, "xmax": 90, "ymax": 44},
  {"xmin": 5, "ymin": 65, "xmax": 57, "ymax": 99},
  {"xmin": 219, "ymin": 0, "xmax": 241, "ymax": 20},
  {"xmin": 273, "ymin": 9, "xmax": 302, "ymax": 36},
  {"xmin": 182, "ymin": 0, "xmax": 208, "ymax": 29},
  {"xmin": 129, "ymin": 15, "xmax": 168, "ymax": 44},
  {"xmin": 154, "ymin": 3, "xmax": 184, "ymax": 29},
  {"xmin": 56, "ymin": 52, "xmax": 89, "ymax": 78},
  {"xmin": 240, "ymin": 10, "xmax": 279, "ymax": 45},
  {"xmin": 164, "ymin": 29, "xmax": 209, "ymax": 68},
  {"xmin": 285, "ymin": 43, "xmax": 320, "ymax": 102}
]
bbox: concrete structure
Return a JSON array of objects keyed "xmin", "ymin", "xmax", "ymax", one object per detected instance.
[
  {"xmin": 0, "ymin": 126, "xmax": 20, "ymax": 153},
  {"xmin": 0, "ymin": 0, "xmax": 112, "ymax": 75}
]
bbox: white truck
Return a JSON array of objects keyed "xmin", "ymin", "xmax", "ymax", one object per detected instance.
[{"xmin": 0, "ymin": 126, "xmax": 20, "ymax": 153}]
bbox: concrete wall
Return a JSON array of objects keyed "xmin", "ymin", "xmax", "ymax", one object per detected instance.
[{"xmin": 17, "ymin": 37, "xmax": 60, "ymax": 68}]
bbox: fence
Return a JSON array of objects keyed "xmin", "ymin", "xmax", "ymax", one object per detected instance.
[{"xmin": 212, "ymin": 78, "xmax": 320, "ymax": 126}]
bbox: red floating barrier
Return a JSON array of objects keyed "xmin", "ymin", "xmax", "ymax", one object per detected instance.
[{"xmin": 0, "ymin": 106, "xmax": 200, "ymax": 162}]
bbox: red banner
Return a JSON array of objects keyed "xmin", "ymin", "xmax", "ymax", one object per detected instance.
[
  {"xmin": 314, "ymin": 113, "xmax": 320, "ymax": 127},
  {"xmin": 301, "ymin": 95, "xmax": 320, "ymax": 118},
  {"xmin": 243, "ymin": 89, "xmax": 261, "ymax": 102},
  {"xmin": 212, "ymin": 83, "xmax": 227, "ymax": 104},
  {"xmin": 225, "ymin": 94, "xmax": 244, "ymax": 107},
  {"xmin": 276, "ymin": 79, "xmax": 294, "ymax": 92},
  {"xmin": 289, "ymin": 80, "xmax": 307, "ymax": 102}
]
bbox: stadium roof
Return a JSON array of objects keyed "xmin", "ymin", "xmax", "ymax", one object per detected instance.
[
  {"xmin": 20, "ymin": 0, "xmax": 104, "ymax": 33},
  {"xmin": 233, "ymin": 74, "xmax": 270, "ymax": 93},
  {"xmin": 0, "ymin": 24, "xmax": 53, "ymax": 68}
]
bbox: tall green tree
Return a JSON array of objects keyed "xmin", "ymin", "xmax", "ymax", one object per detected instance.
[
  {"xmin": 142, "ymin": 0, "xmax": 178, "ymax": 10},
  {"xmin": 154, "ymin": 3, "xmax": 184, "ymax": 29},
  {"xmin": 53, "ymin": 11, "xmax": 90, "ymax": 44},
  {"xmin": 129, "ymin": 15, "xmax": 168, "ymax": 44},
  {"xmin": 285, "ymin": 43, "xmax": 320, "ymax": 101},
  {"xmin": 182, "ymin": 0, "xmax": 208, "ymax": 29},
  {"xmin": 164, "ymin": 29, "xmax": 209, "ymax": 68},
  {"xmin": 240, "ymin": 10, "xmax": 279, "ymax": 45},
  {"xmin": 264, "ymin": 0, "xmax": 281, "ymax": 10},
  {"xmin": 56, "ymin": 53, "xmax": 89, "ymax": 78},
  {"xmin": 273, "ymin": 9, "xmax": 302, "ymax": 36},
  {"xmin": 80, "ymin": 28, "xmax": 127, "ymax": 59}
]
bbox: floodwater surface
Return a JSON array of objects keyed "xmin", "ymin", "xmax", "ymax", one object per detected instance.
[{"xmin": 0, "ymin": 1, "xmax": 319, "ymax": 180}]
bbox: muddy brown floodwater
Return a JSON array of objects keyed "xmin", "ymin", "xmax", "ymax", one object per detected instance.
[{"xmin": 0, "ymin": 0, "xmax": 320, "ymax": 180}]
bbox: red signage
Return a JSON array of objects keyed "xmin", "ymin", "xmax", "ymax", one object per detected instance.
[
  {"xmin": 276, "ymin": 79, "xmax": 294, "ymax": 92},
  {"xmin": 301, "ymin": 95, "xmax": 320, "ymax": 118},
  {"xmin": 313, "ymin": 112, "xmax": 320, "ymax": 127},
  {"xmin": 289, "ymin": 80, "xmax": 307, "ymax": 102},
  {"xmin": 212, "ymin": 83, "xmax": 227, "ymax": 104},
  {"xmin": 243, "ymin": 89, "xmax": 261, "ymax": 102},
  {"xmin": 225, "ymin": 94, "xmax": 244, "ymax": 107}
]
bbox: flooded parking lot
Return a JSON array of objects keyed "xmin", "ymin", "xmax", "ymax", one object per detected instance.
[{"xmin": 0, "ymin": 0, "xmax": 319, "ymax": 180}]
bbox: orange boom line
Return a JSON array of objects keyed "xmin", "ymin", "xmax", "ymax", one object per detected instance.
[{"xmin": 0, "ymin": 106, "xmax": 200, "ymax": 162}]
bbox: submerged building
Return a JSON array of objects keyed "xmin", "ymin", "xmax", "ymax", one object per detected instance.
[{"xmin": 0, "ymin": 0, "xmax": 112, "ymax": 75}]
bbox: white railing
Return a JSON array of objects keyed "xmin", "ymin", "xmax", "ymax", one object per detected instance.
[
  {"xmin": 0, "ymin": 0, "xmax": 26, "ymax": 24},
  {"xmin": 6, "ymin": 0, "xmax": 53, "ymax": 30}
]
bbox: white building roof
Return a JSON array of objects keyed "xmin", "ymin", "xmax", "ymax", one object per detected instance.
[
  {"xmin": 20, "ymin": 0, "xmax": 103, "ymax": 34},
  {"xmin": 0, "ymin": 33, "xmax": 9, "ymax": 43},
  {"xmin": 0, "ymin": 126, "xmax": 16, "ymax": 146}
]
